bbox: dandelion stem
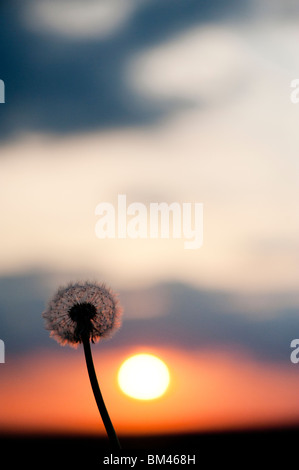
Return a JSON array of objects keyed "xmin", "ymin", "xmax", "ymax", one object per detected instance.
[{"xmin": 82, "ymin": 336, "xmax": 121, "ymax": 450}]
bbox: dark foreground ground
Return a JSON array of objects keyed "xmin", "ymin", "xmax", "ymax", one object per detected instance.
[{"xmin": 1, "ymin": 426, "xmax": 297, "ymax": 466}]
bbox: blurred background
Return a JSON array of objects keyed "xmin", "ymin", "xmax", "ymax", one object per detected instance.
[{"xmin": 1, "ymin": 0, "xmax": 299, "ymax": 449}]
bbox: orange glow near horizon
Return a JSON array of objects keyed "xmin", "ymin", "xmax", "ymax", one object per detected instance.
[{"xmin": 1, "ymin": 346, "xmax": 299, "ymax": 436}]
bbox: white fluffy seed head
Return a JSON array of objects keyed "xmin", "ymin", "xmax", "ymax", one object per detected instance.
[{"xmin": 42, "ymin": 281, "xmax": 123, "ymax": 347}]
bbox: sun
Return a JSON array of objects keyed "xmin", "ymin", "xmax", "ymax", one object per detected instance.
[{"xmin": 118, "ymin": 353, "xmax": 170, "ymax": 400}]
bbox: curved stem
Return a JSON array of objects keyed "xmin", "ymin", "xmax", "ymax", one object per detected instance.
[{"xmin": 82, "ymin": 336, "xmax": 121, "ymax": 450}]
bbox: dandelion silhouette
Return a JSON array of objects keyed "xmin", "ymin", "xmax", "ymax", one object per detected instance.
[{"xmin": 43, "ymin": 281, "xmax": 122, "ymax": 449}]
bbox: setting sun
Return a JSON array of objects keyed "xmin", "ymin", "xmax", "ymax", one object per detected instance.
[{"xmin": 117, "ymin": 353, "xmax": 170, "ymax": 400}]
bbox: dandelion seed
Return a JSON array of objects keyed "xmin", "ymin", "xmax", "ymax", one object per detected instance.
[{"xmin": 42, "ymin": 281, "xmax": 123, "ymax": 449}]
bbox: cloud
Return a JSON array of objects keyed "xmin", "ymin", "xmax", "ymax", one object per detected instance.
[
  {"xmin": 1, "ymin": 2, "xmax": 299, "ymax": 292},
  {"xmin": 252, "ymin": 0, "xmax": 299, "ymax": 19},
  {"xmin": 0, "ymin": 89, "xmax": 299, "ymax": 292},
  {"xmin": 0, "ymin": 0, "xmax": 248, "ymax": 139},
  {"xmin": 1, "ymin": 273, "xmax": 299, "ymax": 364},
  {"xmin": 128, "ymin": 26, "xmax": 252, "ymax": 105},
  {"xmin": 128, "ymin": 12, "xmax": 299, "ymax": 108},
  {"xmin": 24, "ymin": 0, "xmax": 143, "ymax": 40}
]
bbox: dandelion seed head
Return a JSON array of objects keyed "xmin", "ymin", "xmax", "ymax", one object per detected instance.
[{"xmin": 42, "ymin": 281, "xmax": 122, "ymax": 347}]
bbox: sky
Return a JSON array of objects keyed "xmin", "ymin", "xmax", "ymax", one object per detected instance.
[{"xmin": 1, "ymin": 0, "xmax": 299, "ymax": 437}]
